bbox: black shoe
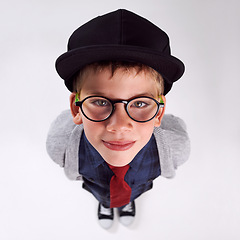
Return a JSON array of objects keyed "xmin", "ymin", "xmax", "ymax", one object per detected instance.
[
  {"xmin": 118, "ymin": 201, "xmax": 135, "ymax": 226},
  {"xmin": 98, "ymin": 203, "xmax": 114, "ymax": 229}
]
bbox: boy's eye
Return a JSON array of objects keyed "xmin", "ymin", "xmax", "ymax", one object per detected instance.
[
  {"xmin": 91, "ymin": 99, "xmax": 110, "ymax": 107},
  {"xmin": 132, "ymin": 101, "xmax": 148, "ymax": 108}
]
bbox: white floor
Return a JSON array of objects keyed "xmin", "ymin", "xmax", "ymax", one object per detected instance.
[{"xmin": 1, "ymin": 1, "xmax": 240, "ymax": 239}]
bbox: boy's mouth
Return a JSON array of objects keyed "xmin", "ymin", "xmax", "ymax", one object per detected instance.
[{"xmin": 102, "ymin": 140, "xmax": 135, "ymax": 151}]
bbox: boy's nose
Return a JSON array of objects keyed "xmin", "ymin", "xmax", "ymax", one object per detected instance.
[{"xmin": 106, "ymin": 104, "xmax": 133, "ymax": 132}]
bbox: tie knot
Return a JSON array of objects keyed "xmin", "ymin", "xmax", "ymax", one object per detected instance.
[{"xmin": 108, "ymin": 164, "xmax": 130, "ymax": 179}]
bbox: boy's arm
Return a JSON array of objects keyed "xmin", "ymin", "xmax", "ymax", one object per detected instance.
[
  {"xmin": 46, "ymin": 110, "xmax": 76, "ymax": 167},
  {"xmin": 162, "ymin": 114, "xmax": 190, "ymax": 168},
  {"xmin": 154, "ymin": 114, "xmax": 190, "ymax": 178}
]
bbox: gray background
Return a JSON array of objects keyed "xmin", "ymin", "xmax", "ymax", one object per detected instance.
[{"xmin": 1, "ymin": 0, "xmax": 240, "ymax": 239}]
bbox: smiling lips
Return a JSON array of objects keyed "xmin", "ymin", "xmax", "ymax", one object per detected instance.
[{"xmin": 102, "ymin": 140, "xmax": 135, "ymax": 151}]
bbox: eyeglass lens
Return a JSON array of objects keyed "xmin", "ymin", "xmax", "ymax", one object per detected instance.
[{"xmin": 81, "ymin": 96, "xmax": 159, "ymax": 122}]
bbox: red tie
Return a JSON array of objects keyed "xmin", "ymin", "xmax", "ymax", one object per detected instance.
[{"xmin": 108, "ymin": 164, "xmax": 132, "ymax": 208}]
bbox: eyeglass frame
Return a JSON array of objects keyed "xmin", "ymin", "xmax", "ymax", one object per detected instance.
[{"xmin": 75, "ymin": 93, "xmax": 164, "ymax": 123}]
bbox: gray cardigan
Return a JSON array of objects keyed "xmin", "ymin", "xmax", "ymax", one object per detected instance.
[{"xmin": 46, "ymin": 110, "xmax": 190, "ymax": 180}]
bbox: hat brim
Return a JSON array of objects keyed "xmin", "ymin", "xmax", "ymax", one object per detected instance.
[{"xmin": 55, "ymin": 45, "xmax": 185, "ymax": 95}]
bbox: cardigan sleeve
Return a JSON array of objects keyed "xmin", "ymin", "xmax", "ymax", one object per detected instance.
[
  {"xmin": 154, "ymin": 114, "xmax": 190, "ymax": 178},
  {"xmin": 161, "ymin": 114, "xmax": 190, "ymax": 168},
  {"xmin": 46, "ymin": 110, "xmax": 77, "ymax": 167}
]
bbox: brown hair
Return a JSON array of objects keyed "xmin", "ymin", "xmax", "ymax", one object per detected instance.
[{"xmin": 73, "ymin": 61, "xmax": 164, "ymax": 96}]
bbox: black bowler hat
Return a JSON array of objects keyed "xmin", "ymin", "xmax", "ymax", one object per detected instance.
[{"xmin": 56, "ymin": 9, "xmax": 185, "ymax": 95}]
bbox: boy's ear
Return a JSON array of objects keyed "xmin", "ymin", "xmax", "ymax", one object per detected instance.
[
  {"xmin": 154, "ymin": 95, "xmax": 166, "ymax": 127},
  {"xmin": 70, "ymin": 93, "xmax": 83, "ymax": 125}
]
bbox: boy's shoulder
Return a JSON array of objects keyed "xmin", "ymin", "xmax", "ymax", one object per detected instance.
[
  {"xmin": 159, "ymin": 114, "xmax": 188, "ymax": 132},
  {"xmin": 46, "ymin": 109, "xmax": 79, "ymax": 144},
  {"xmin": 46, "ymin": 110, "xmax": 83, "ymax": 167},
  {"xmin": 154, "ymin": 114, "xmax": 190, "ymax": 177}
]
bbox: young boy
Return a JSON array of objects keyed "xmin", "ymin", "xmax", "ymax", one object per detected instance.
[{"xmin": 46, "ymin": 9, "xmax": 190, "ymax": 229}]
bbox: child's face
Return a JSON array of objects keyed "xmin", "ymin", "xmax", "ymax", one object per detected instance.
[{"xmin": 71, "ymin": 67, "xmax": 165, "ymax": 167}]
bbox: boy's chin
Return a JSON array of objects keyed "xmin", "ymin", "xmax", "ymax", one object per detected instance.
[
  {"xmin": 105, "ymin": 159, "xmax": 133, "ymax": 167},
  {"xmin": 103, "ymin": 152, "xmax": 136, "ymax": 167}
]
